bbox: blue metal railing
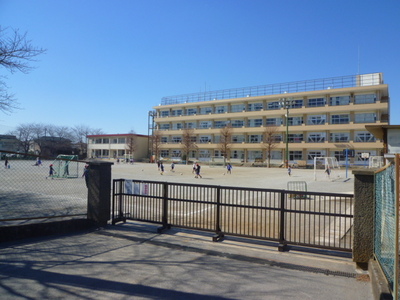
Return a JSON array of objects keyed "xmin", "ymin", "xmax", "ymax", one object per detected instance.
[{"xmin": 161, "ymin": 73, "xmax": 382, "ymax": 105}]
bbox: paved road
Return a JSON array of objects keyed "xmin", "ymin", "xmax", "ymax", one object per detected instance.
[{"xmin": 0, "ymin": 221, "xmax": 372, "ymax": 300}]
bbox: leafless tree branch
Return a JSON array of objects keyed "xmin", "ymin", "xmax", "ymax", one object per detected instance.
[
  {"xmin": 0, "ymin": 27, "xmax": 46, "ymax": 113},
  {"xmin": 262, "ymin": 125, "xmax": 280, "ymax": 167},
  {"xmin": 0, "ymin": 27, "xmax": 46, "ymax": 73}
]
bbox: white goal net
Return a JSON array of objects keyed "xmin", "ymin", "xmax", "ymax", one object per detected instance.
[
  {"xmin": 369, "ymin": 156, "xmax": 384, "ymax": 168},
  {"xmin": 51, "ymin": 154, "xmax": 79, "ymax": 178},
  {"xmin": 313, "ymin": 157, "xmax": 341, "ymax": 181},
  {"xmin": 208, "ymin": 156, "xmax": 225, "ymax": 167}
]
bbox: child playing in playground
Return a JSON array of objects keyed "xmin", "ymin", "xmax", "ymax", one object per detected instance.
[
  {"xmin": 47, "ymin": 164, "xmax": 55, "ymax": 179},
  {"xmin": 82, "ymin": 164, "xmax": 89, "ymax": 187},
  {"xmin": 160, "ymin": 162, "xmax": 164, "ymax": 175},
  {"xmin": 325, "ymin": 166, "xmax": 331, "ymax": 178},
  {"xmin": 195, "ymin": 163, "xmax": 202, "ymax": 178},
  {"xmin": 226, "ymin": 163, "xmax": 232, "ymax": 174}
]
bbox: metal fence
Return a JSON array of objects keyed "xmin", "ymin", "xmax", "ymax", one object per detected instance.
[
  {"xmin": 112, "ymin": 179, "xmax": 354, "ymax": 252},
  {"xmin": 0, "ymin": 151, "xmax": 88, "ymax": 226},
  {"xmin": 374, "ymin": 156, "xmax": 400, "ymax": 299}
]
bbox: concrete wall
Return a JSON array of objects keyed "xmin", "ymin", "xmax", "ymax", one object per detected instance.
[{"xmin": 352, "ymin": 169, "xmax": 375, "ymax": 267}]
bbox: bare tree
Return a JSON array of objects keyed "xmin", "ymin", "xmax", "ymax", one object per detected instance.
[
  {"xmin": 0, "ymin": 79, "xmax": 18, "ymax": 113},
  {"xmin": 29, "ymin": 123, "xmax": 46, "ymax": 154},
  {"xmin": 262, "ymin": 125, "xmax": 280, "ymax": 168},
  {"xmin": 53, "ymin": 125, "xmax": 73, "ymax": 140},
  {"xmin": 151, "ymin": 130, "xmax": 162, "ymax": 162},
  {"xmin": 218, "ymin": 124, "xmax": 233, "ymax": 166},
  {"xmin": 126, "ymin": 130, "xmax": 137, "ymax": 158},
  {"xmin": 9, "ymin": 123, "xmax": 102, "ymax": 157},
  {"xmin": 181, "ymin": 128, "xmax": 198, "ymax": 164},
  {"xmin": 71, "ymin": 125, "xmax": 104, "ymax": 158},
  {"xmin": 72, "ymin": 125, "xmax": 91, "ymax": 156},
  {"xmin": 9, "ymin": 123, "xmax": 36, "ymax": 153},
  {"xmin": 11, "ymin": 123, "xmax": 58, "ymax": 155},
  {"xmin": 0, "ymin": 27, "xmax": 46, "ymax": 113}
]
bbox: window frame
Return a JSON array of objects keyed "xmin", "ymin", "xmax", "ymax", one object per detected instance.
[
  {"xmin": 331, "ymin": 114, "xmax": 350, "ymax": 124},
  {"xmin": 308, "ymin": 97, "xmax": 326, "ymax": 107}
]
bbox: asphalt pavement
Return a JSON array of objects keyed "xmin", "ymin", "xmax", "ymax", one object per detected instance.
[{"xmin": 0, "ymin": 220, "xmax": 372, "ymax": 300}]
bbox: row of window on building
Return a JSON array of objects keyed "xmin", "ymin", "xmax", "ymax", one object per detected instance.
[
  {"xmin": 90, "ymin": 138, "xmax": 127, "ymax": 144},
  {"xmin": 158, "ymin": 113, "xmax": 377, "ymax": 130},
  {"xmin": 92, "ymin": 149, "xmax": 126, "ymax": 157},
  {"xmin": 157, "ymin": 149, "xmax": 377, "ymax": 163},
  {"xmin": 158, "ymin": 94, "xmax": 377, "ymax": 117},
  {"xmin": 162, "ymin": 131, "xmax": 375, "ymax": 144}
]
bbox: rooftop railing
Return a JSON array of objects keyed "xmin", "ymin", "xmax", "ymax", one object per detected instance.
[{"xmin": 161, "ymin": 73, "xmax": 382, "ymax": 106}]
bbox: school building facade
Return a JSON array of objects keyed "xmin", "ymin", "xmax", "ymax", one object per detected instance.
[
  {"xmin": 86, "ymin": 133, "xmax": 149, "ymax": 161},
  {"xmin": 150, "ymin": 73, "xmax": 389, "ymax": 166}
]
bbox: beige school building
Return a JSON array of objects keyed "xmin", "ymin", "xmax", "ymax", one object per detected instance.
[{"xmin": 150, "ymin": 73, "xmax": 389, "ymax": 166}]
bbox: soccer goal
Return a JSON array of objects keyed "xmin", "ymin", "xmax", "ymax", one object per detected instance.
[
  {"xmin": 51, "ymin": 154, "xmax": 79, "ymax": 178},
  {"xmin": 208, "ymin": 156, "xmax": 225, "ymax": 167},
  {"xmin": 313, "ymin": 157, "xmax": 340, "ymax": 181},
  {"xmin": 123, "ymin": 154, "xmax": 133, "ymax": 163},
  {"xmin": 369, "ymin": 156, "xmax": 384, "ymax": 168}
]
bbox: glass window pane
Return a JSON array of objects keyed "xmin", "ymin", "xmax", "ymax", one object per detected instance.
[
  {"xmin": 354, "ymin": 94, "xmax": 376, "ymax": 104},
  {"xmin": 330, "ymin": 95, "xmax": 350, "ymax": 106},
  {"xmin": 308, "ymin": 98, "xmax": 326, "ymax": 107}
]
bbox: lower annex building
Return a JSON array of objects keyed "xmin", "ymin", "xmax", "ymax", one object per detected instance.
[
  {"xmin": 150, "ymin": 73, "xmax": 389, "ymax": 166},
  {"xmin": 86, "ymin": 133, "xmax": 149, "ymax": 161}
]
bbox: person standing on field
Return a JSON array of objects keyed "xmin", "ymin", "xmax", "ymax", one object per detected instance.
[
  {"xmin": 325, "ymin": 166, "xmax": 331, "ymax": 178},
  {"xmin": 195, "ymin": 163, "xmax": 202, "ymax": 178},
  {"xmin": 160, "ymin": 162, "xmax": 164, "ymax": 175},
  {"xmin": 48, "ymin": 164, "xmax": 55, "ymax": 179},
  {"xmin": 82, "ymin": 164, "xmax": 89, "ymax": 188},
  {"xmin": 192, "ymin": 162, "xmax": 196, "ymax": 174}
]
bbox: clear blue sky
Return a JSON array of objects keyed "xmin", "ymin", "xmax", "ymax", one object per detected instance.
[{"xmin": 1, "ymin": 0, "xmax": 399, "ymax": 135}]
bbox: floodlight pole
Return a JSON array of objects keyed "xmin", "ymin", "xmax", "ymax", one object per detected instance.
[{"xmin": 280, "ymin": 97, "xmax": 294, "ymax": 169}]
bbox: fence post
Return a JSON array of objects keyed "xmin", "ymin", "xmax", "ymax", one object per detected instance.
[
  {"xmin": 111, "ymin": 179, "xmax": 115, "ymax": 223},
  {"xmin": 352, "ymin": 169, "xmax": 375, "ymax": 268},
  {"xmin": 157, "ymin": 182, "xmax": 170, "ymax": 233},
  {"xmin": 213, "ymin": 186, "xmax": 224, "ymax": 242},
  {"xmin": 278, "ymin": 191, "xmax": 288, "ymax": 251},
  {"xmin": 87, "ymin": 160, "xmax": 114, "ymax": 227},
  {"xmin": 111, "ymin": 179, "xmax": 126, "ymax": 225},
  {"xmin": 118, "ymin": 180, "xmax": 125, "ymax": 222}
]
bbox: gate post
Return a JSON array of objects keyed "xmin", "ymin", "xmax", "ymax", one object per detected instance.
[
  {"xmin": 352, "ymin": 169, "xmax": 375, "ymax": 268},
  {"xmin": 278, "ymin": 191, "xmax": 287, "ymax": 251},
  {"xmin": 157, "ymin": 182, "xmax": 170, "ymax": 233},
  {"xmin": 213, "ymin": 186, "xmax": 224, "ymax": 242},
  {"xmin": 87, "ymin": 160, "xmax": 114, "ymax": 227}
]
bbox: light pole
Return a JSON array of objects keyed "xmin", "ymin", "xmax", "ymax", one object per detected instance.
[{"xmin": 280, "ymin": 98, "xmax": 294, "ymax": 168}]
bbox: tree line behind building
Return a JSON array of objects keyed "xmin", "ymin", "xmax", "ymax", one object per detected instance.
[{"xmin": 1, "ymin": 123, "xmax": 103, "ymax": 159}]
